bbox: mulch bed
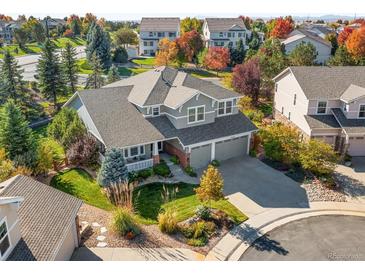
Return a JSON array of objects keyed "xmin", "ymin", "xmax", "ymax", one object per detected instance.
[{"xmin": 78, "ymin": 204, "xmax": 228, "ymax": 255}]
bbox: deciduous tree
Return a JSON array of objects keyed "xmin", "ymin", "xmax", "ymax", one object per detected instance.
[
  {"xmin": 346, "ymin": 27, "xmax": 365, "ymax": 59},
  {"xmin": 203, "ymin": 47, "xmax": 230, "ymax": 75},
  {"xmin": 13, "ymin": 28, "xmax": 28, "ymax": 48},
  {"xmin": 176, "ymin": 30, "xmax": 204, "ymax": 63},
  {"xmin": 269, "ymin": 17, "xmax": 294, "ymax": 39},
  {"xmin": 338, "ymin": 27, "xmax": 353, "ymax": 45},
  {"xmin": 328, "ymin": 46, "xmax": 356, "ymax": 65},
  {"xmin": 289, "ymin": 41, "xmax": 318, "ymax": 66},
  {"xmin": 114, "ymin": 28, "xmax": 138, "ymax": 48},
  {"xmin": 196, "ymin": 165, "xmax": 224, "ymax": 202},
  {"xmin": 180, "ymin": 17, "xmax": 203, "ymax": 33},
  {"xmin": 155, "ymin": 38, "xmax": 179, "ymax": 66},
  {"xmin": 66, "ymin": 135, "xmax": 98, "ymax": 166}
]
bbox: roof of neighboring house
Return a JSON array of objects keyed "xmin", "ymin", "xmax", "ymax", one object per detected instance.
[
  {"xmin": 340, "ymin": 84, "xmax": 365, "ymax": 103},
  {"xmin": 279, "ymin": 66, "xmax": 365, "ymax": 100},
  {"xmin": 331, "ymin": 108, "xmax": 365, "ymax": 134},
  {"xmin": 310, "ymin": 25, "xmax": 335, "ymax": 35},
  {"xmin": 104, "ymin": 66, "xmax": 240, "ymax": 107},
  {"xmin": 147, "ymin": 113, "xmax": 257, "ymax": 146},
  {"xmin": 304, "ymin": 115, "xmax": 341, "ymax": 129},
  {"xmin": 77, "ymin": 86, "xmax": 165, "ymax": 148},
  {"xmin": 0, "ymin": 176, "xmax": 82, "ymax": 261},
  {"xmin": 205, "ymin": 18, "xmax": 247, "ymax": 32},
  {"xmin": 140, "ymin": 17, "xmax": 180, "ymax": 32},
  {"xmin": 283, "ymin": 28, "xmax": 331, "ymax": 47}
]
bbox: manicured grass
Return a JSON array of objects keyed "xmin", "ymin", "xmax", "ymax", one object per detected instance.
[
  {"xmin": 133, "ymin": 183, "xmax": 247, "ymax": 225},
  {"xmin": 52, "ymin": 37, "xmax": 86, "ymax": 48},
  {"xmin": 132, "ymin": 57, "xmax": 156, "ymax": 66},
  {"xmin": 77, "ymin": 58, "xmax": 93, "ymax": 74},
  {"xmin": 118, "ymin": 67, "xmax": 150, "ymax": 76},
  {"xmin": 51, "ymin": 168, "xmax": 115, "ymax": 211}
]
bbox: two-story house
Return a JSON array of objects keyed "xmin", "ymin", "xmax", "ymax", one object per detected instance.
[
  {"xmin": 273, "ymin": 66, "xmax": 365, "ymax": 157},
  {"xmin": 203, "ymin": 18, "xmax": 251, "ymax": 49},
  {"xmin": 282, "ymin": 28, "xmax": 332, "ymax": 64},
  {"xmin": 0, "ymin": 175, "xmax": 82, "ymax": 261},
  {"xmin": 65, "ymin": 66, "xmax": 257, "ymax": 171},
  {"xmin": 139, "ymin": 17, "xmax": 180, "ymax": 56}
]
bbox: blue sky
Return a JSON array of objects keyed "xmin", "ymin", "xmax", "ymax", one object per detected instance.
[{"xmin": 2, "ymin": 0, "xmax": 365, "ymax": 20}]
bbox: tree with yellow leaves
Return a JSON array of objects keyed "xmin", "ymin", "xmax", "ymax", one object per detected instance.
[
  {"xmin": 195, "ymin": 165, "xmax": 224, "ymax": 202},
  {"xmin": 155, "ymin": 38, "xmax": 178, "ymax": 66}
]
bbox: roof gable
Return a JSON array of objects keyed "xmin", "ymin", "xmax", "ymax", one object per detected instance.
[
  {"xmin": 205, "ymin": 18, "xmax": 246, "ymax": 32},
  {"xmin": 140, "ymin": 17, "xmax": 180, "ymax": 32}
]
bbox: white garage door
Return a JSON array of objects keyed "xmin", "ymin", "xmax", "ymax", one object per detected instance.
[
  {"xmin": 215, "ymin": 136, "xmax": 248, "ymax": 162},
  {"xmin": 190, "ymin": 144, "xmax": 212, "ymax": 168},
  {"xmin": 348, "ymin": 137, "xmax": 365, "ymax": 156}
]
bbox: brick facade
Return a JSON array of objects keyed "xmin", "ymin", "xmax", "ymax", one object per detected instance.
[
  {"xmin": 152, "ymin": 154, "xmax": 160, "ymax": 165},
  {"xmin": 164, "ymin": 142, "xmax": 190, "ymax": 168}
]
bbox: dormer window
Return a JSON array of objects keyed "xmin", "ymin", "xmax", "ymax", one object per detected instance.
[
  {"xmin": 317, "ymin": 101, "xmax": 327, "ymax": 114},
  {"xmin": 188, "ymin": 106, "xmax": 205, "ymax": 124},
  {"xmin": 218, "ymin": 100, "xmax": 234, "ymax": 116},
  {"xmin": 359, "ymin": 105, "xmax": 365, "ymax": 118},
  {"xmin": 152, "ymin": 106, "xmax": 160, "ymax": 116},
  {"xmin": 0, "ymin": 219, "xmax": 10, "ymax": 260}
]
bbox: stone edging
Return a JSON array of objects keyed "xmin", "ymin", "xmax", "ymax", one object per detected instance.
[{"xmin": 205, "ymin": 202, "xmax": 365, "ymax": 261}]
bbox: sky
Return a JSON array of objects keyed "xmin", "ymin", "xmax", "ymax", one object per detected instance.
[{"xmin": 2, "ymin": 0, "xmax": 365, "ymax": 20}]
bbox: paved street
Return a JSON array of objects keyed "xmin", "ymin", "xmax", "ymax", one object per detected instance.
[{"xmin": 240, "ymin": 215, "xmax": 365, "ymax": 261}]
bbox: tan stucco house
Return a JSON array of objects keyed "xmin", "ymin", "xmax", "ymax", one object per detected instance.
[
  {"xmin": 0, "ymin": 176, "xmax": 82, "ymax": 261},
  {"xmin": 273, "ymin": 66, "xmax": 365, "ymax": 156}
]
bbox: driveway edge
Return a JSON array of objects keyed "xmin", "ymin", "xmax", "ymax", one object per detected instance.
[{"xmin": 205, "ymin": 202, "xmax": 365, "ymax": 261}]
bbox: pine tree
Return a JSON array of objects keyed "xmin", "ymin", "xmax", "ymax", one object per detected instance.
[
  {"xmin": 107, "ymin": 65, "xmax": 120, "ymax": 83},
  {"xmin": 0, "ymin": 100, "xmax": 35, "ymax": 160},
  {"xmin": 85, "ymin": 53, "xmax": 105, "ymax": 89},
  {"xmin": 86, "ymin": 22, "xmax": 111, "ymax": 69},
  {"xmin": 195, "ymin": 165, "xmax": 224, "ymax": 202},
  {"xmin": 0, "ymin": 50, "xmax": 25, "ymax": 104},
  {"xmin": 99, "ymin": 148, "xmax": 128, "ymax": 187},
  {"xmin": 61, "ymin": 42, "xmax": 79, "ymax": 93},
  {"xmin": 37, "ymin": 39, "xmax": 66, "ymax": 110}
]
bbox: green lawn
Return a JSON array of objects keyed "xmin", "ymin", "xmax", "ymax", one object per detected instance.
[
  {"xmin": 77, "ymin": 58, "xmax": 93, "ymax": 74},
  {"xmin": 118, "ymin": 67, "xmax": 150, "ymax": 76},
  {"xmin": 51, "ymin": 168, "xmax": 115, "ymax": 211},
  {"xmin": 133, "ymin": 183, "xmax": 247, "ymax": 225},
  {"xmin": 131, "ymin": 57, "xmax": 156, "ymax": 66},
  {"xmin": 52, "ymin": 37, "xmax": 86, "ymax": 48}
]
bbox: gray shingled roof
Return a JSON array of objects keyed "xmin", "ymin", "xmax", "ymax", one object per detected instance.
[
  {"xmin": 304, "ymin": 115, "xmax": 341, "ymax": 129},
  {"xmin": 140, "ymin": 17, "xmax": 180, "ymax": 32},
  {"xmin": 0, "ymin": 176, "xmax": 82, "ymax": 261},
  {"xmin": 293, "ymin": 28, "xmax": 332, "ymax": 47},
  {"xmin": 147, "ymin": 113, "xmax": 257, "ymax": 146},
  {"xmin": 340, "ymin": 84, "xmax": 365, "ymax": 103},
  {"xmin": 289, "ymin": 66, "xmax": 365, "ymax": 100},
  {"xmin": 205, "ymin": 18, "xmax": 246, "ymax": 32},
  {"xmin": 331, "ymin": 108, "xmax": 365, "ymax": 134},
  {"xmin": 78, "ymin": 87, "xmax": 164, "ymax": 148}
]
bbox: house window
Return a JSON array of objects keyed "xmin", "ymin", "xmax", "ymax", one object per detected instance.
[
  {"xmin": 157, "ymin": 141, "xmax": 163, "ymax": 151},
  {"xmin": 0, "ymin": 219, "xmax": 10, "ymax": 259},
  {"xmin": 187, "ymin": 106, "xmax": 205, "ymax": 124},
  {"xmin": 281, "ymin": 107, "xmax": 284, "ymax": 114},
  {"xmin": 124, "ymin": 146, "xmax": 145, "ymax": 158},
  {"xmin": 217, "ymin": 100, "xmax": 234, "ymax": 116},
  {"xmin": 149, "ymin": 32, "xmax": 153, "ymax": 37},
  {"xmin": 130, "ymin": 147, "xmax": 139, "ymax": 157},
  {"xmin": 143, "ymin": 41, "xmax": 148, "ymax": 47},
  {"xmin": 288, "ymin": 112, "xmax": 291, "ymax": 120},
  {"xmin": 317, "ymin": 101, "xmax": 327, "ymax": 114},
  {"xmin": 228, "ymin": 32, "xmax": 231, "ymax": 38},
  {"xmin": 168, "ymin": 32, "xmax": 176, "ymax": 38},
  {"xmin": 157, "ymin": 32, "xmax": 164, "ymax": 37},
  {"xmin": 275, "ymin": 83, "xmax": 278, "ymax": 92},
  {"xmin": 219, "ymin": 32, "xmax": 223, "ymax": 37},
  {"xmin": 293, "ymin": 94, "xmax": 297, "ymax": 105},
  {"xmin": 238, "ymin": 32, "xmax": 242, "ymax": 37},
  {"xmin": 359, "ymin": 105, "xmax": 365, "ymax": 118},
  {"xmin": 149, "ymin": 41, "xmax": 154, "ymax": 46},
  {"xmin": 152, "ymin": 106, "xmax": 160, "ymax": 116}
]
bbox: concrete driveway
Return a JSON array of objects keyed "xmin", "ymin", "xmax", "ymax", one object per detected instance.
[
  {"xmin": 204, "ymin": 157, "xmax": 309, "ymax": 215},
  {"xmin": 240, "ymin": 215, "xmax": 365, "ymax": 261}
]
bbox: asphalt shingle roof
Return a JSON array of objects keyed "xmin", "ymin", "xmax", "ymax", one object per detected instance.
[
  {"xmin": 304, "ymin": 115, "xmax": 341, "ymax": 129},
  {"xmin": 140, "ymin": 17, "xmax": 180, "ymax": 32},
  {"xmin": 0, "ymin": 176, "xmax": 82, "ymax": 261},
  {"xmin": 331, "ymin": 108, "xmax": 365, "ymax": 134},
  {"xmin": 205, "ymin": 18, "xmax": 247, "ymax": 32},
  {"xmin": 340, "ymin": 84, "xmax": 365, "ymax": 103},
  {"xmin": 288, "ymin": 66, "xmax": 365, "ymax": 100},
  {"xmin": 147, "ymin": 113, "xmax": 257, "ymax": 146}
]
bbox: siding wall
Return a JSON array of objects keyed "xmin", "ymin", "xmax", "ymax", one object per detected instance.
[
  {"xmin": 0, "ymin": 203, "xmax": 21, "ymax": 261},
  {"xmin": 342, "ymin": 97, "xmax": 365, "ymax": 119},
  {"xmin": 307, "ymin": 99, "xmax": 341, "ymax": 115},
  {"xmin": 54, "ymin": 220, "xmax": 78, "ymax": 261}
]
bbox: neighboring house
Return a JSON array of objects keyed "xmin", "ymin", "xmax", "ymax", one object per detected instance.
[
  {"xmin": 139, "ymin": 17, "xmax": 180, "ymax": 56},
  {"xmin": 0, "ymin": 175, "xmax": 82, "ymax": 261},
  {"xmin": 282, "ymin": 28, "xmax": 332, "ymax": 64},
  {"xmin": 65, "ymin": 66, "xmax": 257, "ymax": 171},
  {"xmin": 302, "ymin": 23, "xmax": 336, "ymax": 39},
  {"xmin": 0, "ymin": 21, "xmax": 21, "ymax": 43},
  {"xmin": 203, "ymin": 18, "xmax": 251, "ymax": 49},
  {"xmin": 41, "ymin": 18, "xmax": 66, "ymax": 31},
  {"xmin": 273, "ymin": 66, "xmax": 365, "ymax": 157}
]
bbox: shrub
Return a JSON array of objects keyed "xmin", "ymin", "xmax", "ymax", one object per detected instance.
[
  {"xmin": 249, "ymin": 149, "xmax": 257, "ymax": 157},
  {"xmin": 187, "ymin": 237, "xmax": 207, "ymax": 247},
  {"xmin": 170, "ymin": 155, "xmax": 180, "ymax": 165},
  {"xmin": 158, "ymin": 208, "xmax": 178, "ymax": 234},
  {"xmin": 245, "ymin": 109, "xmax": 264, "ymax": 124},
  {"xmin": 105, "ymin": 180, "xmax": 137, "ymax": 208},
  {"xmin": 98, "ymin": 148, "xmax": 128, "ymax": 187},
  {"xmin": 66, "ymin": 135, "xmax": 98, "ymax": 166},
  {"xmin": 112, "ymin": 207, "xmax": 140, "ymax": 237},
  {"xmin": 184, "ymin": 166, "xmax": 197, "ymax": 177},
  {"xmin": 210, "ymin": 159, "xmax": 220, "ymax": 167},
  {"xmin": 137, "ymin": 168, "xmax": 153, "ymax": 179},
  {"xmin": 112, "ymin": 46, "xmax": 128, "ymax": 63},
  {"xmin": 153, "ymin": 161, "xmax": 171, "ymax": 177},
  {"xmin": 36, "ymin": 141, "xmax": 55, "ymax": 174},
  {"xmin": 195, "ymin": 205, "xmax": 211, "ymax": 220},
  {"xmin": 204, "ymin": 221, "xmax": 216, "ymax": 236},
  {"xmin": 196, "ymin": 165, "xmax": 224, "ymax": 202}
]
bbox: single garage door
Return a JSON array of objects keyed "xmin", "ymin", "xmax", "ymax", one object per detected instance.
[
  {"xmin": 190, "ymin": 144, "xmax": 211, "ymax": 168},
  {"xmin": 348, "ymin": 137, "xmax": 365, "ymax": 156},
  {"xmin": 215, "ymin": 136, "xmax": 248, "ymax": 162}
]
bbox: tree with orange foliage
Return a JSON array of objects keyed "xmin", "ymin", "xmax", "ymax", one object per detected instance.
[
  {"xmin": 346, "ymin": 27, "xmax": 365, "ymax": 59},
  {"xmin": 203, "ymin": 47, "xmax": 230, "ymax": 75},
  {"xmin": 176, "ymin": 30, "xmax": 204, "ymax": 63},
  {"xmin": 0, "ymin": 14, "xmax": 13, "ymax": 21},
  {"xmin": 269, "ymin": 17, "xmax": 294, "ymax": 39},
  {"xmin": 155, "ymin": 38, "xmax": 179, "ymax": 66},
  {"xmin": 338, "ymin": 27, "xmax": 354, "ymax": 45}
]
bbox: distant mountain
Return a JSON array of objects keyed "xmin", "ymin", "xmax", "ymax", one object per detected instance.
[{"xmin": 292, "ymin": 14, "xmax": 356, "ymax": 22}]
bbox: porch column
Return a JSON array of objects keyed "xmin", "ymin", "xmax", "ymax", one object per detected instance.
[
  {"xmin": 211, "ymin": 142, "xmax": 215, "ymax": 161},
  {"xmin": 152, "ymin": 142, "xmax": 160, "ymax": 165}
]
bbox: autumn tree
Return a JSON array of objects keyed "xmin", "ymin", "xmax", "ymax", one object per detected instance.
[
  {"xmin": 180, "ymin": 17, "xmax": 203, "ymax": 33},
  {"xmin": 195, "ymin": 165, "xmax": 224, "ymax": 203},
  {"xmin": 232, "ymin": 58, "xmax": 261, "ymax": 105},
  {"xmin": 239, "ymin": 16, "xmax": 253, "ymax": 29},
  {"xmin": 269, "ymin": 17, "xmax": 294, "ymax": 39},
  {"xmin": 346, "ymin": 27, "xmax": 365, "ymax": 59},
  {"xmin": 155, "ymin": 38, "xmax": 178, "ymax": 66},
  {"xmin": 176, "ymin": 30, "xmax": 204, "ymax": 63},
  {"xmin": 203, "ymin": 47, "xmax": 230, "ymax": 75},
  {"xmin": 82, "ymin": 12, "xmax": 97, "ymax": 34},
  {"xmin": 289, "ymin": 42, "xmax": 318, "ymax": 66},
  {"xmin": 338, "ymin": 27, "xmax": 353, "ymax": 45},
  {"xmin": 67, "ymin": 15, "xmax": 82, "ymax": 36},
  {"xmin": 114, "ymin": 28, "xmax": 138, "ymax": 48}
]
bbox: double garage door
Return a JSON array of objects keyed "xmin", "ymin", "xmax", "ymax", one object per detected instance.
[
  {"xmin": 190, "ymin": 136, "xmax": 248, "ymax": 169},
  {"xmin": 348, "ymin": 137, "xmax": 365, "ymax": 156}
]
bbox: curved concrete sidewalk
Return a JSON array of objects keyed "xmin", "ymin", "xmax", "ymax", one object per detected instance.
[{"xmin": 205, "ymin": 202, "xmax": 365, "ymax": 261}]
